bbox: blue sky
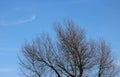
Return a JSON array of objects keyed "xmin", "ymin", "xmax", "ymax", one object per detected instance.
[{"xmin": 0, "ymin": 0, "xmax": 120, "ymax": 77}]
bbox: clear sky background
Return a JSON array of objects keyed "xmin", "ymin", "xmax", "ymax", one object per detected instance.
[{"xmin": 0, "ymin": 0, "xmax": 120, "ymax": 77}]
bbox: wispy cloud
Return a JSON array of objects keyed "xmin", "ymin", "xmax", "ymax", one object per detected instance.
[
  {"xmin": 0, "ymin": 68, "xmax": 15, "ymax": 73},
  {"xmin": 14, "ymin": 15, "xmax": 36, "ymax": 25},
  {"xmin": 0, "ymin": 15, "xmax": 36, "ymax": 26}
]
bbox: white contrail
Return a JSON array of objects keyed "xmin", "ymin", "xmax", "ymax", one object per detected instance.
[{"xmin": 0, "ymin": 15, "xmax": 36, "ymax": 26}]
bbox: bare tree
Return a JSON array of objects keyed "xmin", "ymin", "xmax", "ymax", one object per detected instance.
[
  {"xmin": 97, "ymin": 39, "xmax": 117, "ymax": 77},
  {"xmin": 19, "ymin": 20, "xmax": 117, "ymax": 77},
  {"xmin": 55, "ymin": 20, "xmax": 98, "ymax": 77},
  {"xmin": 19, "ymin": 35, "xmax": 61, "ymax": 77}
]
